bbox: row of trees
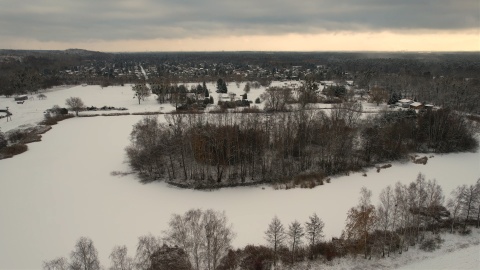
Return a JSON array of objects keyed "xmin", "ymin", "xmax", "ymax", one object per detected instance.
[
  {"xmin": 43, "ymin": 175, "xmax": 480, "ymax": 269},
  {"xmin": 126, "ymin": 105, "xmax": 477, "ymax": 187},
  {"xmin": 342, "ymin": 175, "xmax": 480, "ymax": 260},
  {"xmin": 44, "ymin": 209, "xmax": 233, "ymax": 270},
  {"xmin": 2, "ymin": 51, "xmax": 479, "ymax": 114}
]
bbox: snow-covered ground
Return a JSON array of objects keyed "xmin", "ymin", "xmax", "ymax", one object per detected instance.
[
  {"xmin": 300, "ymin": 229, "xmax": 480, "ymax": 270},
  {"xmin": 397, "ymin": 244, "xmax": 480, "ymax": 270},
  {"xmin": 0, "ymin": 84, "xmax": 479, "ymax": 269}
]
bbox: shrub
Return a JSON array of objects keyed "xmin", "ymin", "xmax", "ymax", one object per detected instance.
[
  {"xmin": 40, "ymin": 114, "xmax": 74, "ymax": 125},
  {"xmin": 0, "ymin": 131, "xmax": 7, "ymax": 150},
  {"xmin": 0, "ymin": 144, "xmax": 28, "ymax": 156},
  {"xmin": 239, "ymin": 245, "xmax": 273, "ymax": 270},
  {"xmin": 239, "ymin": 107, "xmax": 261, "ymax": 113},
  {"xmin": 7, "ymin": 130, "xmax": 28, "ymax": 144},
  {"xmin": 255, "ymin": 97, "xmax": 261, "ymax": 104},
  {"xmin": 419, "ymin": 235, "xmax": 442, "ymax": 252}
]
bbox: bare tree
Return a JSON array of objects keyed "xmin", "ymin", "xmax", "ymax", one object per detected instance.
[
  {"xmin": 394, "ymin": 182, "xmax": 410, "ymax": 253},
  {"xmin": 297, "ymin": 76, "xmax": 319, "ymax": 108},
  {"xmin": 265, "ymin": 215, "xmax": 286, "ymax": 267},
  {"xmin": 305, "ymin": 213, "xmax": 324, "ymax": 258},
  {"xmin": 165, "ymin": 209, "xmax": 234, "ymax": 270},
  {"xmin": 203, "ymin": 209, "xmax": 235, "ymax": 270},
  {"xmin": 65, "ymin": 97, "xmax": 85, "ymax": 116},
  {"xmin": 109, "ymin": 245, "xmax": 134, "ymax": 270},
  {"xmin": 448, "ymin": 185, "xmax": 467, "ymax": 233},
  {"xmin": 261, "ymin": 86, "xmax": 292, "ymax": 112},
  {"xmin": 476, "ymin": 179, "xmax": 480, "ymax": 228},
  {"xmin": 343, "ymin": 187, "xmax": 377, "ymax": 259},
  {"xmin": 460, "ymin": 181, "xmax": 480, "ymax": 232},
  {"xmin": 377, "ymin": 185, "xmax": 394, "ymax": 257},
  {"xmin": 132, "ymin": 83, "xmax": 151, "ymax": 104},
  {"xmin": 369, "ymin": 86, "xmax": 388, "ymax": 106},
  {"xmin": 287, "ymin": 220, "xmax": 304, "ymax": 264},
  {"xmin": 70, "ymin": 237, "xmax": 101, "ymax": 270},
  {"xmin": 134, "ymin": 234, "xmax": 161, "ymax": 270},
  {"xmin": 42, "ymin": 257, "xmax": 68, "ymax": 270}
]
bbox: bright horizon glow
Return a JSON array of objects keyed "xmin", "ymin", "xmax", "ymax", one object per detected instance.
[{"xmin": 2, "ymin": 31, "xmax": 479, "ymax": 52}]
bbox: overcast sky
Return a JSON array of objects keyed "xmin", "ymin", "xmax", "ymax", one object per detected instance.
[{"xmin": 0, "ymin": 0, "xmax": 478, "ymax": 51}]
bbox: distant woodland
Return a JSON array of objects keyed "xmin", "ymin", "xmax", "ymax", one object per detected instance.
[{"xmin": 1, "ymin": 50, "xmax": 479, "ymax": 114}]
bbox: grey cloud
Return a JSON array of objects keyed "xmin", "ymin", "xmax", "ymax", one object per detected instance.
[{"xmin": 0, "ymin": 0, "xmax": 477, "ymax": 42}]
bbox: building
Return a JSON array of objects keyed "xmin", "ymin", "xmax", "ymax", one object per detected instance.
[
  {"xmin": 14, "ymin": 95, "xmax": 28, "ymax": 101},
  {"xmin": 398, "ymin": 99, "xmax": 413, "ymax": 108},
  {"xmin": 410, "ymin": 102, "xmax": 423, "ymax": 109}
]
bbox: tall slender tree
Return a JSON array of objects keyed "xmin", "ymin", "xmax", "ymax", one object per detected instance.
[
  {"xmin": 265, "ymin": 216, "xmax": 286, "ymax": 267},
  {"xmin": 287, "ymin": 220, "xmax": 304, "ymax": 264},
  {"xmin": 305, "ymin": 213, "xmax": 324, "ymax": 259}
]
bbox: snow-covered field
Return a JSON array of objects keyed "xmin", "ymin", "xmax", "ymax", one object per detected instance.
[
  {"xmin": 0, "ymin": 84, "xmax": 479, "ymax": 269},
  {"xmin": 303, "ymin": 229, "xmax": 480, "ymax": 270}
]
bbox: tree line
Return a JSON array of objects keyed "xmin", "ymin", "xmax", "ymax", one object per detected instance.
[
  {"xmin": 126, "ymin": 105, "xmax": 477, "ymax": 188},
  {"xmin": 43, "ymin": 175, "xmax": 480, "ymax": 270}
]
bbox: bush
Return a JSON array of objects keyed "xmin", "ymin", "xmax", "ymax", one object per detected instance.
[
  {"xmin": 239, "ymin": 245, "xmax": 273, "ymax": 270},
  {"xmin": 419, "ymin": 235, "xmax": 442, "ymax": 252},
  {"xmin": 0, "ymin": 131, "xmax": 7, "ymax": 150},
  {"xmin": 40, "ymin": 114, "xmax": 74, "ymax": 125},
  {"xmin": 239, "ymin": 107, "xmax": 261, "ymax": 113},
  {"xmin": 7, "ymin": 130, "xmax": 28, "ymax": 144},
  {"xmin": 0, "ymin": 144, "xmax": 28, "ymax": 157},
  {"xmin": 255, "ymin": 97, "xmax": 261, "ymax": 104}
]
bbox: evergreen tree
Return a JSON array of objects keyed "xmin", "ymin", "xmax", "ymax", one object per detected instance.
[{"xmin": 216, "ymin": 78, "xmax": 227, "ymax": 93}]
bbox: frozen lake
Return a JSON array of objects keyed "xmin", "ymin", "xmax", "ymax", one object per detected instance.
[
  {"xmin": 0, "ymin": 84, "xmax": 479, "ymax": 268},
  {"xmin": 0, "ymin": 115, "xmax": 479, "ymax": 269}
]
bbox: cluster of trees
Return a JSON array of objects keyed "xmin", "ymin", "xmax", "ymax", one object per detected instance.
[
  {"xmin": 44, "ymin": 209, "xmax": 234, "ymax": 270},
  {"xmin": 43, "ymin": 175, "xmax": 480, "ymax": 269},
  {"xmin": 342, "ymin": 175, "xmax": 480, "ymax": 260},
  {"xmin": 149, "ymin": 79, "xmax": 211, "ymax": 109},
  {"xmin": 126, "ymin": 104, "xmax": 477, "ymax": 187}
]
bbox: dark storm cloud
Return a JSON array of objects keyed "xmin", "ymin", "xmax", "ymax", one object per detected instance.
[{"xmin": 0, "ymin": 0, "xmax": 477, "ymax": 42}]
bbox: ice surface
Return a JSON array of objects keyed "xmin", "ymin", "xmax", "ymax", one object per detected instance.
[{"xmin": 0, "ymin": 84, "xmax": 478, "ymax": 269}]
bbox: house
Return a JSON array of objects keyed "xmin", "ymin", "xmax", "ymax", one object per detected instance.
[
  {"xmin": 218, "ymin": 93, "xmax": 230, "ymax": 102},
  {"xmin": 410, "ymin": 102, "xmax": 423, "ymax": 109},
  {"xmin": 14, "ymin": 95, "xmax": 28, "ymax": 101},
  {"xmin": 398, "ymin": 98, "xmax": 413, "ymax": 108},
  {"xmin": 424, "ymin": 104, "xmax": 434, "ymax": 110}
]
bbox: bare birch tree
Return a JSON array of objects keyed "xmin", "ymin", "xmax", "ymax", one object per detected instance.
[
  {"xmin": 305, "ymin": 213, "xmax": 324, "ymax": 258},
  {"xmin": 70, "ymin": 237, "xmax": 101, "ymax": 270},
  {"xmin": 134, "ymin": 234, "xmax": 161, "ymax": 270},
  {"xmin": 109, "ymin": 245, "xmax": 134, "ymax": 270},
  {"xmin": 42, "ymin": 257, "xmax": 68, "ymax": 270},
  {"xmin": 265, "ymin": 215, "xmax": 286, "ymax": 267},
  {"xmin": 287, "ymin": 220, "xmax": 304, "ymax": 264}
]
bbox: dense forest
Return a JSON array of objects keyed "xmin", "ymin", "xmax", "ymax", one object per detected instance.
[{"xmin": 126, "ymin": 105, "xmax": 477, "ymax": 188}]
